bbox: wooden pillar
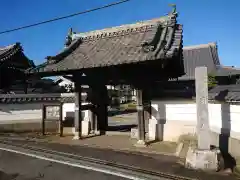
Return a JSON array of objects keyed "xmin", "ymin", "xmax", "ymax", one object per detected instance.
[
  {"xmin": 89, "ymin": 110, "xmax": 94, "ymax": 133},
  {"xmin": 88, "ymin": 84, "xmax": 99, "ymax": 134},
  {"xmin": 136, "ymin": 88, "xmax": 146, "ymax": 146},
  {"xmin": 42, "ymin": 105, "xmax": 46, "ymax": 136},
  {"xmin": 97, "ymin": 84, "xmax": 108, "ymax": 135},
  {"xmin": 89, "ymin": 106, "xmax": 96, "ymax": 134},
  {"xmin": 59, "ymin": 103, "xmax": 63, "ymax": 137},
  {"xmin": 23, "ymin": 78, "xmax": 28, "ymax": 94},
  {"xmin": 143, "ymin": 89, "xmax": 151, "ymax": 122},
  {"xmin": 88, "ymin": 82, "xmax": 108, "ymax": 135},
  {"xmin": 73, "ymin": 75, "xmax": 82, "ymax": 140}
]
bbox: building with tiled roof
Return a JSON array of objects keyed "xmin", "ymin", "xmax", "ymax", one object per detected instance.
[
  {"xmin": 0, "ymin": 43, "xmax": 33, "ymax": 91},
  {"xmin": 180, "ymin": 42, "xmax": 220, "ymax": 80},
  {"xmin": 26, "ymin": 10, "xmax": 184, "ymax": 82},
  {"xmin": 151, "ymin": 42, "xmax": 240, "ymax": 101},
  {"xmin": 0, "ymin": 43, "xmax": 65, "ymax": 94}
]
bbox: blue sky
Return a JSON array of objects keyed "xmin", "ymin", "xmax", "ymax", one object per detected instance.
[{"xmin": 0, "ymin": 0, "xmax": 239, "ymax": 66}]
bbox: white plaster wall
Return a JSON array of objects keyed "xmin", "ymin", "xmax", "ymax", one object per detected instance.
[
  {"xmin": 0, "ymin": 102, "xmax": 91, "ymax": 123},
  {"xmin": 151, "ymin": 102, "xmax": 240, "ymax": 141},
  {"xmin": 62, "ymin": 103, "xmax": 90, "ymax": 121},
  {"xmin": 0, "ymin": 103, "xmax": 42, "ymax": 123}
]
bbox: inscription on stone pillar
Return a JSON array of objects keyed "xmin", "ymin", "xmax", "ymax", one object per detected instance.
[{"xmin": 195, "ymin": 67, "xmax": 210, "ymax": 150}]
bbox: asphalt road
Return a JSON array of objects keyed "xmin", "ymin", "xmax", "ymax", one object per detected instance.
[{"xmin": 0, "ymin": 150, "xmax": 127, "ymax": 180}]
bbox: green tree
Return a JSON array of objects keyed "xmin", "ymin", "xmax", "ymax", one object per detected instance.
[{"xmin": 208, "ymin": 74, "xmax": 217, "ymax": 88}]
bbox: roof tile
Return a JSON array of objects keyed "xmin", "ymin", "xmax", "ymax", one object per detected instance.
[
  {"xmin": 178, "ymin": 42, "xmax": 220, "ymax": 80},
  {"xmin": 27, "ymin": 12, "xmax": 183, "ymax": 74},
  {"xmin": 0, "ymin": 93, "xmax": 87, "ymax": 104},
  {"xmin": 209, "ymin": 84, "xmax": 240, "ymax": 102},
  {"xmin": 0, "ymin": 43, "xmax": 22, "ymax": 62}
]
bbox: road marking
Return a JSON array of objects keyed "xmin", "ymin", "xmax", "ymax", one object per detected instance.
[{"xmin": 0, "ymin": 146, "xmax": 148, "ymax": 180}]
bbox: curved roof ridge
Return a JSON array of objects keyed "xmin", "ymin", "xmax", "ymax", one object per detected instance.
[
  {"xmin": 183, "ymin": 42, "xmax": 217, "ymax": 50},
  {"xmin": 0, "ymin": 44, "xmax": 15, "ymax": 50},
  {"xmin": 0, "ymin": 42, "xmax": 22, "ymax": 61},
  {"xmin": 72, "ymin": 16, "xmax": 168, "ymax": 40}
]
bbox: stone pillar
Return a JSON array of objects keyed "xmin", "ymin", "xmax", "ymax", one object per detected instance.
[
  {"xmin": 135, "ymin": 89, "xmax": 146, "ymax": 146},
  {"xmin": 73, "ymin": 77, "xmax": 82, "ymax": 140},
  {"xmin": 185, "ymin": 67, "xmax": 218, "ymax": 171},
  {"xmin": 195, "ymin": 66, "xmax": 210, "ymax": 150}
]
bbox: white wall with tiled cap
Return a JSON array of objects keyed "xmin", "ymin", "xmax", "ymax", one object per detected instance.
[
  {"xmin": 62, "ymin": 103, "xmax": 90, "ymax": 121},
  {"xmin": 0, "ymin": 102, "xmax": 91, "ymax": 123},
  {"xmin": 0, "ymin": 103, "xmax": 42, "ymax": 122},
  {"xmin": 151, "ymin": 101, "xmax": 240, "ymax": 141}
]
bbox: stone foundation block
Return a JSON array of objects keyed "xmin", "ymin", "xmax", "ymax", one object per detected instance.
[
  {"xmin": 148, "ymin": 119, "xmax": 158, "ymax": 141},
  {"xmin": 82, "ymin": 120, "xmax": 90, "ymax": 136},
  {"xmin": 131, "ymin": 128, "xmax": 138, "ymax": 139},
  {"xmin": 185, "ymin": 147, "xmax": 219, "ymax": 171}
]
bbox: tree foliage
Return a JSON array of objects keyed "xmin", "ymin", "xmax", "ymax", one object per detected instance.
[{"xmin": 208, "ymin": 74, "xmax": 217, "ymax": 88}]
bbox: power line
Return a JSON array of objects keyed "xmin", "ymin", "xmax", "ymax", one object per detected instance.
[{"xmin": 0, "ymin": 0, "xmax": 131, "ymax": 35}]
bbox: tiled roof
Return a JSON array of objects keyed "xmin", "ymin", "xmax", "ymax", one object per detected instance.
[
  {"xmin": 179, "ymin": 42, "xmax": 220, "ymax": 80},
  {"xmin": 0, "ymin": 42, "xmax": 34, "ymax": 70},
  {"xmin": 27, "ymin": 11, "xmax": 183, "ymax": 74},
  {"xmin": 208, "ymin": 84, "xmax": 240, "ymax": 102},
  {"xmin": 0, "ymin": 93, "xmax": 87, "ymax": 104},
  {"xmin": 0, "ymin": 43, "xmax": 22, "ymax": 62},
  {"xmin": 214, "ymin": 65, "xmax": 240, "ymax": 76}
]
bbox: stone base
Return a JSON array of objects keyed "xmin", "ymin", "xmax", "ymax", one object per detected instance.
[
  {"xmin": 131, "ymin": 128, "xmax": 138, "ymax": 139},
  {"xmin": 72, "ymin": 132, "xmax": 80, "ymax": 140},
  {"xmin": 134, "ymin": 140, "xmax": 147, "ymax": 147},
  {"xmin": 185, "ymin": 147, "xmax": 219, "ymax": 171},
  {"xmin": 148, "ymin": 119, "xmax": 158, "ymax": 141},
  {"xmin": 72, "ymin": 136, "xmax": 80, "ymax": 140},
  {"xmin": 82, "ymin": 120, "xmax": 90, "ymax": 136}
]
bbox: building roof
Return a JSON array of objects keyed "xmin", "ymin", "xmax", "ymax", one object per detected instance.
[
  {"xmin": 178, "ymin": 42, "xmax": 240, "ymax": 80},
  {"xmin": 179, "ymin": 42, "xmax": 220, "ymax": 80},
  {"xmin": 208, "ymin": 84, "xmax": 240, "ymax": 102},
  {"xmin": 0, "ymin": 43, "xmax": 21, "ymax": 62},
  {"xmin": 214, "ymin": 65, "xmax": 240, "ymax": 76},
  {"xmin": 0, "ymin": 42, "xmax": 33, "ymax": 69},
  {"xmin": 0, "ymin": 93, "xmax": 87, "ymax": 104},
  {"xmin": 26, "ymin": 9, "xmax": 183, "ymax": 75}
]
